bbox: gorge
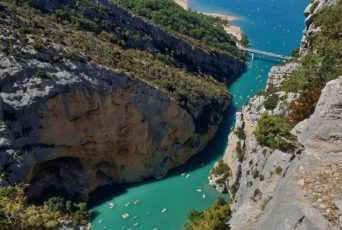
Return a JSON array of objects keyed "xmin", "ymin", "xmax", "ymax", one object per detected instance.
[{"xmin": 0, "ymin": 0, "xmax": 341, "ymax": 229}]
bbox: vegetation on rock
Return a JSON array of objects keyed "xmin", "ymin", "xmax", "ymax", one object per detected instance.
[
  {"xmin": 185, "ymin": 197, "xmax": 231, "ymax": 230},
  {"xmin": 235, "ymin": 127, "xmax": 246, "ymax": 140},
  {"xmin": 211, "ymin": 160, "xmax": 231, "ymax": 181},
  {"xmin": 0, "ymin": 0, "xmax": 231, "ymax": 108},
  {"xmin": 280, "ymin": 1, "xmax": 341, "ymax": 124},
  {"xmin": 111, "ymin": 0, "xmax": 245, "ymax": 60},
  {"xmin": 264, "ymin": 94, "xmax": 279, "ymax": 110},
  {"xmin": 0, "ymin": 184, "xmax": 89, "ymax": 230},
  {"xmin": 254, "ymin": 114, "xmax": 296, "ymax": 152}
]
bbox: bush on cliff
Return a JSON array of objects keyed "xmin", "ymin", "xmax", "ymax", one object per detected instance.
[
  {"xmin": 211, "ymin": 160, "xmax": 231, "ymax": 180},
  {"xmin": 254, "ymin": 114, "xmax": 296, "ymax": 152},
  {"xmin": 185, "ymin": 197, "xmax": 231, "ymax": 230},
  {"xmin": 264, "ymin": 94, "xmax": 279, "ymax": 110},
  {"xmin": 281, "ymin": 2, "xmax": 341, "ymax": 124},
  {"xmin": 0, "ymin": 184, "xmax": 90, "ymax": 229}
]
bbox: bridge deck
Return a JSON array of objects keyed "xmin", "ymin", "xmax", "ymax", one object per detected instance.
[{"xmin": 237, "ymin": 46, "xmax": 291, "ymax": 60}]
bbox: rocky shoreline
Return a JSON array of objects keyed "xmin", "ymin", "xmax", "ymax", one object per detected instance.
[{"xmin": 209, "ymin": 0, "xmax": 342, "ymax": 229}]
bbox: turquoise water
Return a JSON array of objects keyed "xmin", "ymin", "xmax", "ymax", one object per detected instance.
[{"xmin": 89, "ymin": 0, "xmax": 309, "ymax": 229}]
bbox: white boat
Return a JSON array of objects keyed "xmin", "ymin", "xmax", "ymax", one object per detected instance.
[
  {"xmin": 161, "ymin": 208, "xmax": 167, "ymax": 213},
  {"xmin": 196, "ymin": 189, "xmax": 202, "ymax": 192},
  {"xmin": 133, "ymin": 222, "xmax": 139, "ymax": 227},
  {"xmin": 185, "ymin": 174, "xmax": 190, "ymax": 178},
  {"xmin": 153, "ymin": 228, "xmax": 158, "ymax": 230},
  {"xmin": 202, "ymin": 194, "xmax": 206, "ymax": 199},
  {"xmin": 98, "ymin": 219, "xmax": 103, "ymax": 224},
  {"xmin": 124, "ymin": 202, "xmax": 130, "ymax": 207},
  {"xmin": 109, "ymin": 202, "xmax": 115, "ymax": 208},
  {"xmin": 145, "ymin": 211, "xmax": 151, "ymax": 215},
  {"xmin": 181, "ymin": 173, "xmax": 186, "ymax": 176},
  {"xmin": 122, "ymin": 213, "xmax": 130, "ymax": 219},
  {"xmin": 132, "ymin": 216, "xmax": 138, "ymax": 220},
  {"xmin": 134, "ymin": 200, "xmax": 140, "ymax": 205}
]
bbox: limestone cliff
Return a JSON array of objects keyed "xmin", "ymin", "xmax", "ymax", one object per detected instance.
[
  {"xmin": 0, "ymin": 0, "xmax": 242, "ymax": 201},
  {"xmin": 209, "ymin": 0, "xmax": 342, "ymax": 229}
]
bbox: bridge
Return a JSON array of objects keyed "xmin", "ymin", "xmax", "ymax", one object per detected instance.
[{"xmin": 237, "ymin": 45, "xmax": 292, "ymax": 61}]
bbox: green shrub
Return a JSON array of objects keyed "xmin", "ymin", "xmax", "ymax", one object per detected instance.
[
  {"xmin": 236, "ymin": 143, "xmax": 245, "ymax": 162},
  {"xmin": 46, "ymin": 197, "xmax": 66, "ymax": 212},
  {"xmin": 185, "ymin": 198, "xmax": 231, "ymax": 230},
  {"xmin": 240, "ymin": 33, "xmax": 249, "ymax": 46},
  {"xmin": 281, "ymin": 70, "xmax": 307, "ymax": 93},
  {"xmin": 252, "ymin": 170, "xmax": 259, "ymax": 179},
  {"xmin": 291, "ymin": 48, "xmax": 300, "ymax": 58},
  {"xmin": 275, "ymin": 166, "xmax": 283, "ymax": 174},
  {"xmin": 230, "ymin": 182, "xmax": 240, "ymax": 197},
  {"xmin": 254, "ymin": 114, "xmax": 296, "ymax": 152},
  {"xmin": 259, "ymin": 174, "xmax": 265, "ymax": 181},
  {"xmin": 187, "ymin": 210, "xmax": 203, "ymax": 224},
  {"xmin": 235, "ymin": 127, "xmax": 246, "ymax": 140},
  {"xmin": 34, "ymin": 69, "xmax": 48, "ymax": 78},
  {"xmin": 0, "ymin": 184, "xmax": 90, "ymax": 229},
  {"xmin": 264, "ymin": 94, "xmax": 279, "ymax": 110},
  {"xmin": 211, "ymin": 160, "xmax": 231, "ymax": 180}
]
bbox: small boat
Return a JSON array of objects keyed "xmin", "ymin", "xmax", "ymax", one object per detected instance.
[
  {"xmin": 132, "ymin": 216, "xmax": 138, "ymax": 220},
  {"xmin": 122, "ymin": 213, "xmax": 130, "ymax": 219},
  {"xmin": 103, "ymin": 227, "xmax": 107, "ymax": 229},
  {"xmin": 145, "ymin": 211, "xmax": 151, "ymax": 215},
  {"xmin": 185, "ymin": 174, "xmax": 190, "ymax": 179},
  {"xmin": 181, "ymin": 173, "xmax": 186, "ymax": 176},
  {"xmin": 153, "ymin": 228, "xmax": 158, "ymax": 230},
  {"xmin": 124, "ymin": 202, "xmax": 130, "ymax": 207},
  {"xmin": 134, "ymin": 200, "xmax": 140, "ymax": 205},
  {"xmin": 196, "ymin": 189, "xmax": 202, "ymax": 192},
  {"xmin": 202, "ymin": 194, "xmax": 206, "ymax": 199},
  {"xmin": 109, "ymin": 202, "xmax": 115, "ymax": 209},
  {"xmin": 98, "ymin": 219, "xmax": 103, "ymax": 224},
  {"xmin": 161, "ymin": 208, "xmax": 167, "ymax": 213},
  {"xmin": 133, "ymin": 222, "xmax": 139, "ymax": 227}
]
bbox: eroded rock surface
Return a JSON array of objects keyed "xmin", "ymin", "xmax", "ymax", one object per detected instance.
[{"xmin": 0, "ymin": 53, "xmax": 228, "ymax": 199}]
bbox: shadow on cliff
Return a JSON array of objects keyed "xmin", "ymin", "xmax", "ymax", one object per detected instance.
[{"xmin": 88, "ymin": 102, "xmax": 238, "ymax": 210}]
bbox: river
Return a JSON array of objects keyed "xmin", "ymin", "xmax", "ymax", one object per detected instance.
[{"xmin": 88, "ymin": 0, "xmax": 309, "ymax": 229}]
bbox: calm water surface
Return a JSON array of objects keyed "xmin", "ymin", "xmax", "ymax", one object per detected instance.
[{"xmin": 89, "ymin": 0, "xmax": 309, "ymax": 229}]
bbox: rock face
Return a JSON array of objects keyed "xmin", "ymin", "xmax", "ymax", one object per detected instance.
[
  {"xmin": 209, "ymin": 1, "xmax": 342, "ymax": 227},
  {"xmin": 0, "ymin": 0, "xmax": 244, "ymax": 201},
  {"xmin": 0, "ymin": 54, "xmax": 227, "ymax": 200},
  {"xmin": 294, "ymin": 77, "xmax": 342, "ymax": 153},
  {"xmin": 213, "ymin": 69, "xmax": 342, "ymax": 230}
]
